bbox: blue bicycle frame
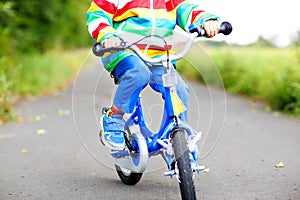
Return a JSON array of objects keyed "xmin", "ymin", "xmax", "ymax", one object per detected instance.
[
  {"xmin": 94, "ymin": 31, "xmax": 208, "ymax": 175},
  {"xmin": 111, "ymin": 73, "xmax": 200, "ymax": 174},
  {"xmin": 93, "ymin": 21, "xmax": 232, "ymax": 197}
]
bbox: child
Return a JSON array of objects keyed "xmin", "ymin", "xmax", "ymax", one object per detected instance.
[{"xmin": 86, "ymin": 0, "xmax": 220, "ymax": 150}]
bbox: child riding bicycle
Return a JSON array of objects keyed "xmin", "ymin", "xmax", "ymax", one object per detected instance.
[{"xmin": 86, "ymin": 0, "xmax": 220, "ymax": 150}]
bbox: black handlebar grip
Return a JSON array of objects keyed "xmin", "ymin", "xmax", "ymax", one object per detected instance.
[
  {"xmin": 189, "ymin": 21, "xmax": 232, "ymax": 36},
  {"xmin": 92, "ymin": 43, "xmax": 127, "ymax": 57},
  {"xmin": 92, "ymin": 43, "xmax": 105, "ymax": 57},
  {"xmin": 219, "ymin": 21, "xmax": 232, "ymax": 35}
]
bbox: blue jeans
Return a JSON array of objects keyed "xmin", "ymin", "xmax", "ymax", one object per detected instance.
[{"xmin": 111, "ymin": 55, "xmax": 190, "ymax": 122}]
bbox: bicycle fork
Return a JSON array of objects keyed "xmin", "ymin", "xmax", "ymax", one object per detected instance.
[{"xmin": 159, "ymin": 125, "xmax": 204, "ymax": 178}]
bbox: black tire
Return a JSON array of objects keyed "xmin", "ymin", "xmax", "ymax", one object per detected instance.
[
  {"xmin": 115, "ymin": 165, "xmax": 143, "ymax": 185},
  {"xmin": 171, "ymin": 128, "xmax": 197, "ymax": 200},
  {"xmin": 114, "ymin": 124, "xmax": 144, "ymax": 186}
]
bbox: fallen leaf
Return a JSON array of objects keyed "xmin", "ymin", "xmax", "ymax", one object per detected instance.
[
  {"xmin": 57, "ymin": 109, "xmax": 64, "ymax": 116},
  {"xmin": 273, "ymin": 112, "xmax": 280, "ymax": 117},
  {"xmin": 202, "ymin": 168, "xmax": 210, "ymax": 172},
  {"xmin": 36, "ymin": 129, "xmax": 46, "ymax": 135},
  {"xmin": 16, "ymin": 117, "xmax": 23, "ymax": 123},
  {"xmin": 275, "ymin": 162, "xmax": 285, "ymax": 168},
  {"xmin": 58, "ymin": 109, "xmax": 71, "ymax": 116},
  {"xmin": 21, "ymin": 149, "xmax": 29, "ymax": 153},
  {"xmin": 34, "ymin": 115, "xmax": 42, "ymax": 121}
]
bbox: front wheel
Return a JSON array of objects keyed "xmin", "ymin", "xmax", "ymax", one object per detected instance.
[
  {"xmin": 115, "ymin": 165, "xmax": 143, "ymax": 185},
  {"xmin": 171, "ymin": 128, "xmax": 197, "ymax": 200}
]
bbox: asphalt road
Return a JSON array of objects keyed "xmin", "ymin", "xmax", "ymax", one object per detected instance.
[{"xmin": 0, "ymin": 55, "xmax": 299, "ymax": 200}]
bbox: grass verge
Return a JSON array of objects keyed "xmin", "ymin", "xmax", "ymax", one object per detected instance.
[
  {"xmin": 178, "ymin": 44, "xmax": 300, "ymax": 117},
  {"xmin": 2, "ymin": 45, "xmax": 299, "ymax": 122},
  {"xmin": 0, "ymin": 49, "xmax": 91, "ymax": 123}
]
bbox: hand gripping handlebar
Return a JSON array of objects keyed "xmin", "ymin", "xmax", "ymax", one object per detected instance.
[{"xmin": 93, "ymin": 22, "xmax": 232, "ymax": 64}]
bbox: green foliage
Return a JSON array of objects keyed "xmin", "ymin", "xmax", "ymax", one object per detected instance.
[
  {"xmin": 250, "ymin": 36, "xmax": 277, "ymax": 48},
  {"xmin": 0, "ymin": 0, "xmax": 92, "ymax": 54},
  {"xmin": 0, "ymin": 1, "xmax": 14, "ymax": 56},
  {"xmin": 14, "ymin": 50, "xmax": 89, "ymax": 96},
  {"xmin": 0, "ymin": 0, "xmax": 92, "ymax": 122},
  {"xmin": 178, "ymin": 45, "xmax": 300, "ymax": 116},
  {"xmin": 0, "ymin": 57, "xmax": 17, "ymax": 122},
  {"xmin": 15, "ymin": 53, "xmax": 72, "ymax": 96},
  {"xmin": 0, "ymin": 49, "xmax": 89, "ymax": 122},
  {"xmin": 291, "ymin": 31, "xmax": 300, "ymax": 47}
]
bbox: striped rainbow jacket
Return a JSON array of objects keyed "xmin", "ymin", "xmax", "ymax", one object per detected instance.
[{"xmin": 86, "ymin": 0, "xmax": 219, "ymax": 72}]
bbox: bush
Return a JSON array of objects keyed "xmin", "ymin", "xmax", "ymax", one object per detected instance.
[
  {"xmin": 178, "ymin": 45, "xmax": 300, "ymax": 116},
  {"xmin": 1, "ymin": 0, "xmax": 92, "ymax": 54},
  {"xmin": 0, "ymin": 57, "xmax": 17, "ymax": 122},
  {"xmin": 0, "ymin": 0, "xmax": 92, "ymax": 122}
]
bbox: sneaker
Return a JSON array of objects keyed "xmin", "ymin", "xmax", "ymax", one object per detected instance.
[{"xmin": 99, "ymin": 109, "xmax": 125, "ymax": 150}]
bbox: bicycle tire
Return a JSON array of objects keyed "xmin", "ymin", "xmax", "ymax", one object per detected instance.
[
  {"xmin": 172, "ymin": 128, "xmax": 197, "ymax": 200},
  {"xmin": 115, "ymin": 165, "xmax": 143, "ymax": 185}
]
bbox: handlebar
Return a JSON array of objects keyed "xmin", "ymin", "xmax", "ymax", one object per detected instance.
[
  {"xmin": 189, "ymin": 21, "xmax": 232, "ymax": 37},
  {"xmin": 93, "ymin": 21, "xmax": 232, "ymax": 64}
]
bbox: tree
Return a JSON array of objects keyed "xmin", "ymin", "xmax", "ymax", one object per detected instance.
[
  {"xmin": 252, "ymin": 36, "xmax": 276, "ymax": 47},
  {"xmin": 1, "ymin": 0, "xmax": 91, "ymax": 55},
  {"xmin": 291, "ymin": 30, "xmax": 300, "ymax": 47},
  {"xmin": 0, "ymin": 1, "xmax": 15, "ymax": 56}
]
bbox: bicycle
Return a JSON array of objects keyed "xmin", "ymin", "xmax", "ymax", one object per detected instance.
[{"xmin": 93, "ymin": 22, "xmax": 232, "ymax": 200}]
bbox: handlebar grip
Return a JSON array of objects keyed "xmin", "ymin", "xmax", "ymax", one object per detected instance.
[
  {"xmin": 189, "ymin": 21, "xmax": 232, "ymax": 37},
  {"xmin": 92, "ymin": 43, "xmax": 126, "ymax": 57},
  {"xmin": 219, "ymin": 21, "xmax": 232, "ymax": 35},
  {"xmin": 92, "ymin": 43, "xmax": 105, "ymax": 57}
]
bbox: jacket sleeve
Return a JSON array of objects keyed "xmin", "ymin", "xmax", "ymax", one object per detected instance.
[
  {"xmin": 86, "ymin": 1, "xmax": 119, "ymax": 43},
  {"xmin": 175, "ymin": 1, "xmax": 220, "ymax": 32}
]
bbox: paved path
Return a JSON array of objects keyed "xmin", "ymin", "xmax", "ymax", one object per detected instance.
[{"xmin": 0, "ymin": 55, "xmax": 299, "ymax": 200}]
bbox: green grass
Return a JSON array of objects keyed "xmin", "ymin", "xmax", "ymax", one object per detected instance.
[
  {"xmin": 15, "ymin": 50, "xmax": 88, "ymax": 95},
  {"xmin": 1, "ymin": 45, "xmax": 300, "ymax": 122},
  {"xmin": 178, "ymin": 45, "xmax": 300, "ymax": 116},
  {"xmin": 0, "ymin": 49, "xmax": 90, "ymax": 123}
]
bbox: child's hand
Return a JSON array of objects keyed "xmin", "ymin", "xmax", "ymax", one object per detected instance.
[
  {"xmin": 203, "ymin": 20, "xmax": 220, "ymax": 38},
  {"xmin": 103, "ymin": 37, "xmax": 122, "ymax": 48}
]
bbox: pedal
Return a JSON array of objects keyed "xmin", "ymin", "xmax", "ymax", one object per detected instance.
[
  {"xmin": 164, "ymin": 169, "xmax": 177, "ymax": 176},
  {"xmin": 192, "ymin": 165, "xmax": 206, "ymax": 173},
  {"xmin": 110, "ymin": 150, "xmax": 130, "ymax": 158},
  {"xmin": 164, "ymin": 165, "xmax": 206, "ymax": 176}
]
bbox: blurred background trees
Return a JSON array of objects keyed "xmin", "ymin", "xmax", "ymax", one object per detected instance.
[
  {"xmin": 0, "ymin": 0, "xmax": 92, "ymax": 56},
  {"xmin": 0, "ymin": 0, "xmax": 92, "ymax": 122}
]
